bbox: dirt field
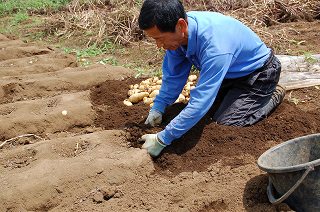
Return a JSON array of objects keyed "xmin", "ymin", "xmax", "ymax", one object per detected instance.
[{"xmin": 0, "ymin": 28, "xmax": 319, "ymax": 212}]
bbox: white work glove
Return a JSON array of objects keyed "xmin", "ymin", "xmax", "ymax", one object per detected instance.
[
  {"xmin": 145, "ymin": 109, "xmax": 162, "ymax": 127},
  {"xmin": 141, "ymin": 134, "xmax": 166, "ymax": 157}
]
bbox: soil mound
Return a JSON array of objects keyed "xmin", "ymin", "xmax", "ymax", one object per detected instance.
[{"xmin": 91, "ymin": 79, "xmax": 320, "ymax": 175}]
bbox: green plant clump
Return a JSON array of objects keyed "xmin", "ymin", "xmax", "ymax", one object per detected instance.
[
  {"xmin": 0, "ymin": 0, "xmax": 70, "ymax": 16},
  {"xmin": 10, "ymin": 12, "xmax": 29, "ymax": 25},
  {"xmin": 304, "ymin": 52, "xmax": 318, "ymax": 64},
  {"xmin": 63, "ymin": 42, "xmax": 116, "ymax": 60}
]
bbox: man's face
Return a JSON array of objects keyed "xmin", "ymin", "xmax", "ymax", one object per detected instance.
[{"xmin": 144, "ymin": 23, "xmax": 186, "ymax": 51}]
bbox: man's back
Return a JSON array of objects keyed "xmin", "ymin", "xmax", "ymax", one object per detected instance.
[{"xmin": 186, "ymin": 11, "xmax": 270, "ymax": 77}]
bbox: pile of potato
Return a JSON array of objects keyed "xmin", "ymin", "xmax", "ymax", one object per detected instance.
[{"xmin": 124, "ymin": 74, "xmax": 198, "ymax": 107}]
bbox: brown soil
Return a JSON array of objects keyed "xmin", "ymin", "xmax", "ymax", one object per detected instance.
[{"xmin": 267, "ymin": 21, "xmax": 320, "ymax": 54}]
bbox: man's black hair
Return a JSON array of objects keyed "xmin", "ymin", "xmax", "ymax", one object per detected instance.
[{"xmin": 138, "ymin": 0, "xmax": 186, "ymax": 32}]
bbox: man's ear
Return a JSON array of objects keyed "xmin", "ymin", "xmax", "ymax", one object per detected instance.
[{"xmin": 176, "ymin": 18, "xmax": 188, "ymax": 34}]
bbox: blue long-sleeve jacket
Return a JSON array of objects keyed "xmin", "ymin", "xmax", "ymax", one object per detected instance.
[{"xmin": 155, "ymin": 11, "xmax": 271, "ymax": 145}]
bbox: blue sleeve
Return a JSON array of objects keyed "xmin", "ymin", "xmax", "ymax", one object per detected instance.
[
  {"xmin": 158, "ymin": 52, "xmax": 234, "ymax": 145},
  {"xmin": 152, "ymin": 50, "xmax": 192, "ymax": 113}
]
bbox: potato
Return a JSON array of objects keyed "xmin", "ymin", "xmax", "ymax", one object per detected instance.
[
  {"xmin": 178, "ymin": 94, "xmax": 186, "ymax": 102},
  {"xmin": 139, "ymin": 84, "xmax": 147, "ymax": 90},
  {"xmin": 133, "ymin": 84, "xmax": 139, "ymax": 89},
  {"xmin": 128, "ymin": 92, "xmax": 149, "ymax": 103},
  {"xmin": 152, "ymin": 77, "xmax": 159, "ymax": 83},
  {"xmin": 148, "ymin": 85, "xmax": 160, "ymax": 93},
  {"xmin": 182, "ymin": 89, "xmax": 189, "ymax": 97},
  {"xmin": 185, "ymin": 83, "xmax": 191, "ymax": 91},
  {"xmin": 141, "ymin": 78, "xmax": 152, "ymax": 85},
  {"xmin": 149, "ymin": 89, "xmax": 159, "ymax": 98},
  {"xmin": 156, "ymin": 80, "xmax": 162, "ymax": 85},
  {"xmin": 188, "ymin": 75, "xmax": 197, "ymax": 82},
  {"xmin": 175, "ymin": 94, "xmax": 186, "ymax": 103},
  {"xmin": 123, "ymin": 99, "xmax": 133, "ymax": 106},
  {"xmin": 143, "ymin": 97, "xmax": 154, "ymax": 105},
  {"xmin": 128, "ymin": 89, "xmax": 140, "ymax": 96}
]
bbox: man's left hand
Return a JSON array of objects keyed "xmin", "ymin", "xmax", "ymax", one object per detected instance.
[{"xmin": 140, "ymin": 134, "xmax": 166, "ymax": 157}]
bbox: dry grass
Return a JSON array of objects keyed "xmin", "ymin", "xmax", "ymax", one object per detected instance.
[
  {"xmin": 184, "ymin": 0, "xmax": 319, "ymax": 24},
  {"xmin": 183, "ymin": 0, "xmax": 319, "ymax": 52},
  {"xmin": 43, "ymin": 0, "xmax": 141, "ymax": 46},
  {"xmin": 40, "ymin": 0, "xmax": 319, "ymax": 49}
]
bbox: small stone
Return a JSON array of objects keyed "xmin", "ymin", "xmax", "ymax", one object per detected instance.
[
  {"xmin": 85, "ymin": 127, "xmax": 95, "ymax": 133},
  {"xmin": 113, "ymin": 191, "xmax": 123, "ymax": 198},
  {"xmin": 100, "ymin": 186, "xmax": 116, "ymax": 200},
  {"xmin": 192, "ymin": 171, "xmax": 200, "ymax": 178},
  {"xmin": 55, "ymin": 187, "xmax": 63, "ymax": 194},
  {"xmin": 92, "ymin": 192, "xmax": 104, "ymax": 204}
]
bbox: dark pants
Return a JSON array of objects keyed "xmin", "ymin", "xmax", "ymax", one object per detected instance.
[{"xmin": 212, "ymin": 52, "xmax": 282, "ymax": 126}]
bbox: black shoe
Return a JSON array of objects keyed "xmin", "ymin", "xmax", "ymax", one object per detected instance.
[{"xmin": 272, "ymin": 84, "xmax": 286, "ymax": 106}]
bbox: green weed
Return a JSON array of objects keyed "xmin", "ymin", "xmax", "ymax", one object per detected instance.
[
  {"xmin": 64, "ymin": 44, "xmax": 108, "ymax": 60},
  {"xmin": 0, "ymin": 0, "xmax": 70, "ymax": 16},
  {"xmin": 134, "ymin": 67, "xmax": 147, "ymax": 78},
  {"xmin": 98, "ymin": 57, "xmax": 119, "ymax": 66},
  {"xmin": 135, "ymin": 0, "xmax": 144, "ymax": 6},
  {"xmin": 29, "ymin": 31, "xmax": 46, "ymax": 40},
  {"xmin": 303, "ymin": 52, "xmax": 318, "ymax": 64},
  {"xmin": 62, "ymin": 43, "xmax": 120, "ymax": 67},
  {"xmin": 76, "ymin": 45, "xmax": 104, "ymax": 58},
  {"xmin": 10, "ymin": 12, "xmax": 29, "ymax": 26},
  {"xmin": 133, "ymin": 66, "xmax": 162, "ymax": 78},
  {"xmin": 63, "ymin": 40, "xmax": 117, "ymax": 59}
]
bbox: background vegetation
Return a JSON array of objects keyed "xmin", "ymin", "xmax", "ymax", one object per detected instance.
[{"xmin": 0, "ymin": 0, "xmax": 319, "ymax": 76}]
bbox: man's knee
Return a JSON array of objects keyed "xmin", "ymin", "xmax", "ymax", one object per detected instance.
[
  {"xmin": 212, "ymin": 103, "xmax": 268, "ymax": 127},
  {"xmin": 214, "ymin": 113, "xmax": 264, "ymax": 127}
]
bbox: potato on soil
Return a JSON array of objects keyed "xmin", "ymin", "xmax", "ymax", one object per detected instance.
[
  {"xmin": 143, "ymin": 97, "xmax": 154, "ymax": 105},
  {"xmin": 128, "ymin": 92, "xmax": 149, "ymax": 103},
  {"xmin": 123, "ymin": 99, "xmax": 133, "ymax": 106},
  {"xmin": 133, "ymin": 84, "xmax": 139, "ymax": 89},
  {"xmin": 148, "ymin": 85, "xmax": 161, "ymax": 93},
  {"xmin": 152, "ymin": 77, "xmax": 159, "ymax": 83},
  {"xmin": 128, "ymin": 88, "xmax": 141, "ymax": 96},
  {"xmin": 149, "ymin": 90, "xmax": 159, "ymax": 98}
]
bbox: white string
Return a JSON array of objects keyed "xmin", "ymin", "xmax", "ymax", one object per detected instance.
[{"xmin": 0, "ymin": 134, "xmax": 43, "ymax": 149}]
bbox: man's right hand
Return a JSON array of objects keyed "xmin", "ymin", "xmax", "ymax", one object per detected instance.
[
  {"xmin": 141, "ymin": 134, "xmax": 166, "ymax": 157},
  {"xmin": 145, "ymin": 109, "xmax": 162, "ymax": 127}
]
